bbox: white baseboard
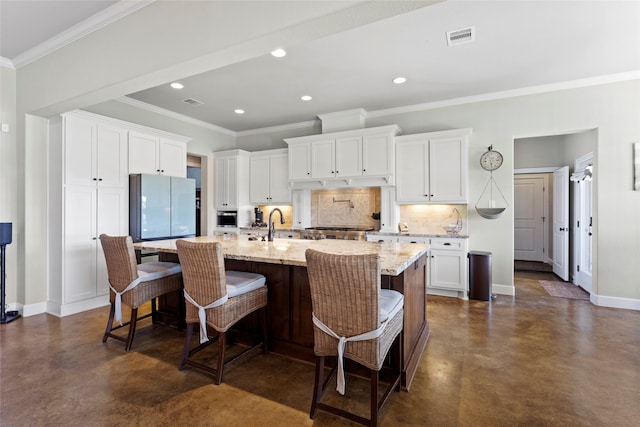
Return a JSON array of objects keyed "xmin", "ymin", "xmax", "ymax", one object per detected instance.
[
  {"xmin": 591, "ymin": 293, "xmax": 640, "ymax": 311},
  {"xmin": 47, "ymin": 295, "xmax": 110, "ymax": 317},
  {"xmin": 427, "ymin": 287, "xmax": 468, "ymax": 300},
  {"xmin": 21, "ymin": 301, "xmax": 47, "ymax": 317},
  {"xmin": 492, "ymin": 283, "xmax": 515, "ymax": 296}
]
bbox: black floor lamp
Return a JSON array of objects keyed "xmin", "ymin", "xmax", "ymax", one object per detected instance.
[{"xmin": 1, "ymin": 222, "xmax": 20, "ymax": 324}]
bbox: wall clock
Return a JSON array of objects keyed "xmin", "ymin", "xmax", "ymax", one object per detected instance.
[{"xmin": 480, "ymin": 145, "xmax": 503, "ymax": 171}]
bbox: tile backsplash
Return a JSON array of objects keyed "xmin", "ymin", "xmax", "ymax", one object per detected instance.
[
  {"xmin": 311, "ymin": 188, "xmax": 380, "ymax": 228},
  {"xmin": 399, "ymin": 204, "xmax": 468, "ymax": 235},
  {"xmin": 257, "ymin": 205, "xmax": 293, "ymax": 229}
]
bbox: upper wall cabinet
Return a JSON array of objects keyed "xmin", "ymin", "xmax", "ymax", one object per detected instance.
[
  {"xmin": 129, "ymin": 131, "xmax": 188, "ymax": 178},
  {"xmin": 64, "ymin": 114, "xmax": 128, "ymax": 188},
  {"xmin": 285, "ymin": 125, "xmax": 401, "ymax": 188},
  {"xmin": 396, "ymin": 129, "xmax": 471, "ymax": 204},
  {"xmin": 250, "ymin": 149, "xmax": 291, "ymax": 204},
  {"xmin": 214, "ymin": 149, "xmax": 251, "ymax": 211}
]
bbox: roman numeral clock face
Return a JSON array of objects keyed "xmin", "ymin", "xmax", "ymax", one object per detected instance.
[{"xmin": 480, "ymin": 148, "xmax": 503, "ymax": 171}]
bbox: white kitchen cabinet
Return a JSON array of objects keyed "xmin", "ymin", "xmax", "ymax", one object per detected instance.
[
  {"xmin": 288, "ymin": 142, "xmax": 311, "ymax": 180},
  {"xmin": 250, "ymin": 149, "xmax": 291, "ymax": 204},
  {"xmin": 60, "ymin": 112, "xmax": 129, "ymax": 310},
  {"xmin": 379, "ymin": 186, "xmax": 399, "ymax": 233},
  {"xmin": 396, "ymin": 129, "xmax": 471, "ymax": 204},
  {"xmin": 63, "ymin": 186, "xmax": 128, "ymax": 303},
  {"xmin": 285, "ymin": 125, "xmax": 401, "ymax": 185},
  {"xmin": 428, "ymin": 237, "xmax": 468, "ymax": 298},
  {"xmin": 51, "ymin": 111, "xmax": 190, "ymax": 317},
  {"xmin": 129, "ymin": 131, "xmax": 187, "ymax": 178},
  {"xmin": 292, "ymin": 189, "xmax": 311, "ymax": 229},
  {"xmin": 64, "ymin": 114, "xmax": 128, "ymax": 188},
  {"xmin": 397, "ymin": 235, "xmax": 430, "ymax": 244},
  {"xmin": 214, "ymin": 149, "xmax": 250, "ymax": 212},
  {"xmin": 311, "ymin": 139, "xmax": 336, "ymax": 179},
  {"xmin": 366, "ymin": 234, "xmax": 397, "ymax": 243},
  {"xmin": 334, "ymin": 136, "xmax": 362, "ymax": 177}
]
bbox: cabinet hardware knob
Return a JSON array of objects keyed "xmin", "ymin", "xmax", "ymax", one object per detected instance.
[
  {"xmin": 98, "ymin": 178, "xmax": 103, "ymax": 181},
  {"xmin": 93, "ymin": 178, "xmax": 97, "ymax": 181},
  {"xmin": 92, "ymin": 237, "xmax": 97, "ymax": 240},
  {"xmin": 444, "ymin": 242, "xmax": 451, "ymax": 246},
  {"xmin": 363, "ymin": 169, "xmax": 366, "ymax": 172},
  {"xmin": 307, "ymin": 172, "xmax": 310, "ymax": 175}
]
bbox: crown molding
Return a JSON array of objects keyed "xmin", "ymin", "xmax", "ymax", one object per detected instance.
[
  {"xmin": 116, "ymin": 96, "xmax": 237, "ymax": 137},
  {"xmin": 11, "ymin": 0, "xmax": 154, "ymax": 69},
  {"xmin": 0, "ymin": 57, "xmax": 15, "ymax": 70},
  {"xmin": 367, "ymin": 70, "xmax": 640, "ymax": 119}
]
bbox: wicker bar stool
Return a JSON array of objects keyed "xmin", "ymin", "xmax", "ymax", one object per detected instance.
[
  {"xmin": 175, "ymin": 239, "xmax": 268, "ymax": 385},
  {"xmin": 305, "ymin": 249, "xmax": 404, "ymax": 427},
  {"xmin": 99, "ymin": 234, "xmax": 183, "ymax": 351}
]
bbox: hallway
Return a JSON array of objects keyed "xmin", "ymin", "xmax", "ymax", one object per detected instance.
[{"xmin": 1, "ymin": 271, "xmax": 638, "ymax": 426}]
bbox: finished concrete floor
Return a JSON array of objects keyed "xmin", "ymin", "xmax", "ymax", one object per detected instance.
[{"xmin": 1, "ymin": 271, "xmax": 639, "ymax": 426}]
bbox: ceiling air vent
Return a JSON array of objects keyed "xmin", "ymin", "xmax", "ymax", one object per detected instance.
[
  {"xmin": 446, "ymin": 26, "xmax": 475, "ymax": 46},
  {"xmin": 182, "ymin": 98, "xmax": 204, "ymax": 106}
]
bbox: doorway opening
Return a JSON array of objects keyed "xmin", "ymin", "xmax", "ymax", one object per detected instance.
[
  {"xmin": 513, "ymin": 130, "xmax": 596, "ymax": 292},
  {"xmin": 187, "ymin": 155, "xmax": 202, "ymax": 236}
]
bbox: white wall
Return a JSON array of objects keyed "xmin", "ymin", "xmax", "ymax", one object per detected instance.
[{"xmin": 0, "ymin": 65, "xmax": 18, "ymax": 306}]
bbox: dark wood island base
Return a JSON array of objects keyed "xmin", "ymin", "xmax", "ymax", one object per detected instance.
[
  {"xmin": 158, "ymin": 250, "xmax": 429, "ymax": 390},
  {"xmin": 140, "ymin": 236, "xmax": 430, "ymax": 391}
]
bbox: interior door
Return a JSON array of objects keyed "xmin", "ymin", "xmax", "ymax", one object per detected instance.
[
  {"xmin": 574, "ymin": 153, "xmax": 593, "ymax": 293},
  {"xmin": 552, "ymin": 166, "xmax": 569, "ymax": 280},
  {"xmin": 514, "ymin": 175, "xmax": 545, "ymax": 261}
]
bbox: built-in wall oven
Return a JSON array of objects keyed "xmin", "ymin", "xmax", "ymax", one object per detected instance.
[{"xmin": 216, "ymin": 211, "xmax": 238, "ymax": 228}]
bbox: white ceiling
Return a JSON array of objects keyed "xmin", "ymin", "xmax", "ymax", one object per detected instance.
[{"xmin": 2, "ymin": 1, "xmax": 639, "ymax": 133}]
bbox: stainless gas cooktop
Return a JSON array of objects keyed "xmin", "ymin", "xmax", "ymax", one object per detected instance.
[{"xmin": 300, "ymin": 226, "xmax": 374, "ymax": 240}]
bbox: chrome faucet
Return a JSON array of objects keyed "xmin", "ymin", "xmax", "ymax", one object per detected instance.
[{"xmin": 268, "ymin": 208, "xmax": 285, "ymax": 242}]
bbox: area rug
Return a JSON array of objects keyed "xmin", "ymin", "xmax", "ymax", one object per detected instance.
[{"xmin": 539, "ymin": 280, "xmax": 590, "ymax": 300}]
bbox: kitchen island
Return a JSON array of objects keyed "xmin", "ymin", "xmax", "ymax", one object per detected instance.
[{"xmin": 135, "ymin": 235, "xmax": 430, "ymax": 390}]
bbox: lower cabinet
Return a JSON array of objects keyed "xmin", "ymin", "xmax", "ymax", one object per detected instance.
[
  {"xmin": 61, "ymin": 185, "xmax": 128, "ymax": 311},
  {"xmin": 428, "ymin": 238, "xmax": 468, "ymax": 299},
  {"xmin": 369, "ymin": 234, "xmax": 469, "ymax": 299}
]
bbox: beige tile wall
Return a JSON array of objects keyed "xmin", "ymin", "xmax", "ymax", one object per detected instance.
[
  {"xmin": 399, "ymin": 204, "xmax": 468, "ymax": 235},
  {"xmin": 257, "ymin": 205, "xmax": 294, "ymax": 229},
  {"xmin": 311, "ymin": 188, "xmax": 380, "ymax": 228}
]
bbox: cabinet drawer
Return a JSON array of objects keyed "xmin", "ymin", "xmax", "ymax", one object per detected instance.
[
  {"xmin": 397, "ymin": 235, "xmax": 429, "ymax": 244},
  {"xmin": 430, "ymin": 238, "xmax": 466, "ymax": 250}
]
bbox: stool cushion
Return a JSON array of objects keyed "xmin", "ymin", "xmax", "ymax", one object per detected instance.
[
  {"xmin": 379, "ymin": 289, "xmax": 404, "ymax": 324},
  {"xmin": 137, "ymin": 262, "xmax": 182, "ymax": 282},
  {"xmin": 226, "ymin": 271, "xmax": 266, "ymax": 298}
]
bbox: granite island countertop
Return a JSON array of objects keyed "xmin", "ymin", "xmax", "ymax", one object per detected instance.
[
  {"xmin": 134, "ymin": 235, "xmax": 429, "ymax": 276},
  {"xmin": 367, "ymin": 231, "xmax": 469, "ymax": 239}
]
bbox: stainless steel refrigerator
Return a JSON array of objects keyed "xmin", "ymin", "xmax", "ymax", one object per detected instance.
[{"xmin": 129, "ymin": 174, "xmax": 196, "ymax": 242}]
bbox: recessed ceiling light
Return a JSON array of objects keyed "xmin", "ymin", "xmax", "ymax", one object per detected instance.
[
  {"xmin": 170, "ymin": 82, "xmax": 184, "ymax": 89},
  {"xmin": 234, "ymin": 109, "xmax": 245, "ymax": 114},
  {"xmin": 393, "ymin": 77, "xmax": 407, "ymax": 84},
  {"xmin": 271, "ymin": 48, "xmax": 287, "ymax": 58},
  {"xmin": 301, "ymin": 95, "xmax": 312, "ymax": 101}
]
